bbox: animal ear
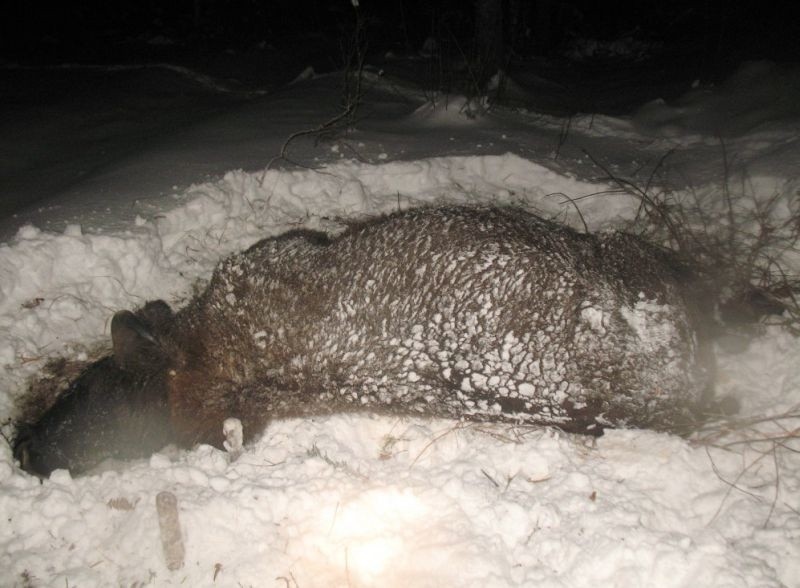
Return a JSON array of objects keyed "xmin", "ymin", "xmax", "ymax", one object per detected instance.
[
  {"xmin": 111, "ymin": 310, "xmax": 162, "ymax": 370},
  {"xmin": 139, "ymin": 299, "xmax": 174, "ymax": 326}
]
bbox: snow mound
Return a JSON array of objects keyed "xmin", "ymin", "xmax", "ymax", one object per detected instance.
[
  {"xmin": 1, "ymin": 152, "xmax": 798, "ymax": 587},
  {"xmin": 634, "ymin": 61, "xmax": 800, "ymax": 138},
  {"xmin": 1, "ymin": 415, "xmax": 794, "ymax": 587}
]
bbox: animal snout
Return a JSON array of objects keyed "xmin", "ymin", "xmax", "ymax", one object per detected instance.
[{"xmin": 12, "ymin": 426, "xmax": 53, "ymax": 478}]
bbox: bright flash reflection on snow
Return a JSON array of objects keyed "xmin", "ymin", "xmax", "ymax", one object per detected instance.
[{"xmin": 327, "ymin": 487, "xmax": 426, "ymax": 581}]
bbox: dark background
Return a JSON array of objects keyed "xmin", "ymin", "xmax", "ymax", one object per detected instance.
[{"xmin": 3, "ymin": 1, "xmax": 799, "ymax": 67}]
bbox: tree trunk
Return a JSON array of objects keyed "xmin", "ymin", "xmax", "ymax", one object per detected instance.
[{"xmin": 474, "ymin": 0, "xmax": 504, "ymax": 87}]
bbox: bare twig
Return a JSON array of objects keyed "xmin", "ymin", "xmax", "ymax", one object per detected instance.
[
  {"xmin": 409, "ymin": 422, "xmax": 467, "ymax": 468},
  {"xmin": 481, "ymin": 468, "xmax": 500, "ymax": 488},
  {"xmin": 581, "ymin": 148, "xmax": 683, "ymax": 247},
  {"xmin": 259, "ymin": 2, "xmax": 368, "ymax": 182},
  {"xmin": 764, "ymin": 442, "xmax": 781, "ymax": 528},
  {"xmin": 546, "ymin": 191, "xmax": 590, "ymax": 233},
  {"xmin": 696, "ymin": 408, "xmax": 799, "ymax": 528},
  {"xmin": 704, "ymin": 445, "xmax": 766, "ymax": 526},
  {"xmin": 554, "ymin": 115, "xmax": 573, "ymax": 160}
]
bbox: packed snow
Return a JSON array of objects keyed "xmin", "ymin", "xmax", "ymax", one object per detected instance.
[{"xmin": 1, "ymin": 58, "xmax": 799, "ymax": 587}]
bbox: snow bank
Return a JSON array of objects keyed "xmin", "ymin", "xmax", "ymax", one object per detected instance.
[
  {"xmin": 1, "ymin": 413, "xmax": 794, "ymax": 587},
  {"xmin": 1, "ymin": 152, "xmax": 799, "ymax": 587},
  {"xmin": 634, "ymin": 61, "xmax": 800, "ymax": 138}
]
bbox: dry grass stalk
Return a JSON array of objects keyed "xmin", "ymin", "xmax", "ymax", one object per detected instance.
[
  {"xmin": 583, "ymin": 146, "xmax": 800, "ymax": 332},
  {"xmin": 693, "ymin": 408, "xmax": 800, "ymax": 528}
]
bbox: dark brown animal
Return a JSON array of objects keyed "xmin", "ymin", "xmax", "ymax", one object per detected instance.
[{"xmin": 14, "ymin": 206, "xmax": 715, "ymax": 476}]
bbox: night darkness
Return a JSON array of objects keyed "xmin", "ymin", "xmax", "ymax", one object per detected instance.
[
  {"xmin": 2, "ymin": 0, "xmax": 799, "ymax": 222},
  {"xmin": 3, "ymin": 1, "xmax": 799, "ymax": 70}
]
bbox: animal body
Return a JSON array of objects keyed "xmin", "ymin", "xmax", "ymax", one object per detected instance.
[{"xmin": 14, "ymin": 206, "xmax": 715, "ymax": 476}]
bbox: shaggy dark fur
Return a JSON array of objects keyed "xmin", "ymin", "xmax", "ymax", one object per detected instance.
[{"xmin": 14, "ymin": 206, "xmax": 716, "ymax": 476}]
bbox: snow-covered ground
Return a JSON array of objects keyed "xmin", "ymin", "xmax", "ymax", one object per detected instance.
[{"xmin": 1, "ymin": 58, "xmax": 799, "ymax": 587}]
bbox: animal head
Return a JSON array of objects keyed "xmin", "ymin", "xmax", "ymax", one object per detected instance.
[{"xmin": 14, "ymin": 301, "xmax": 176, "ymax": 477}]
